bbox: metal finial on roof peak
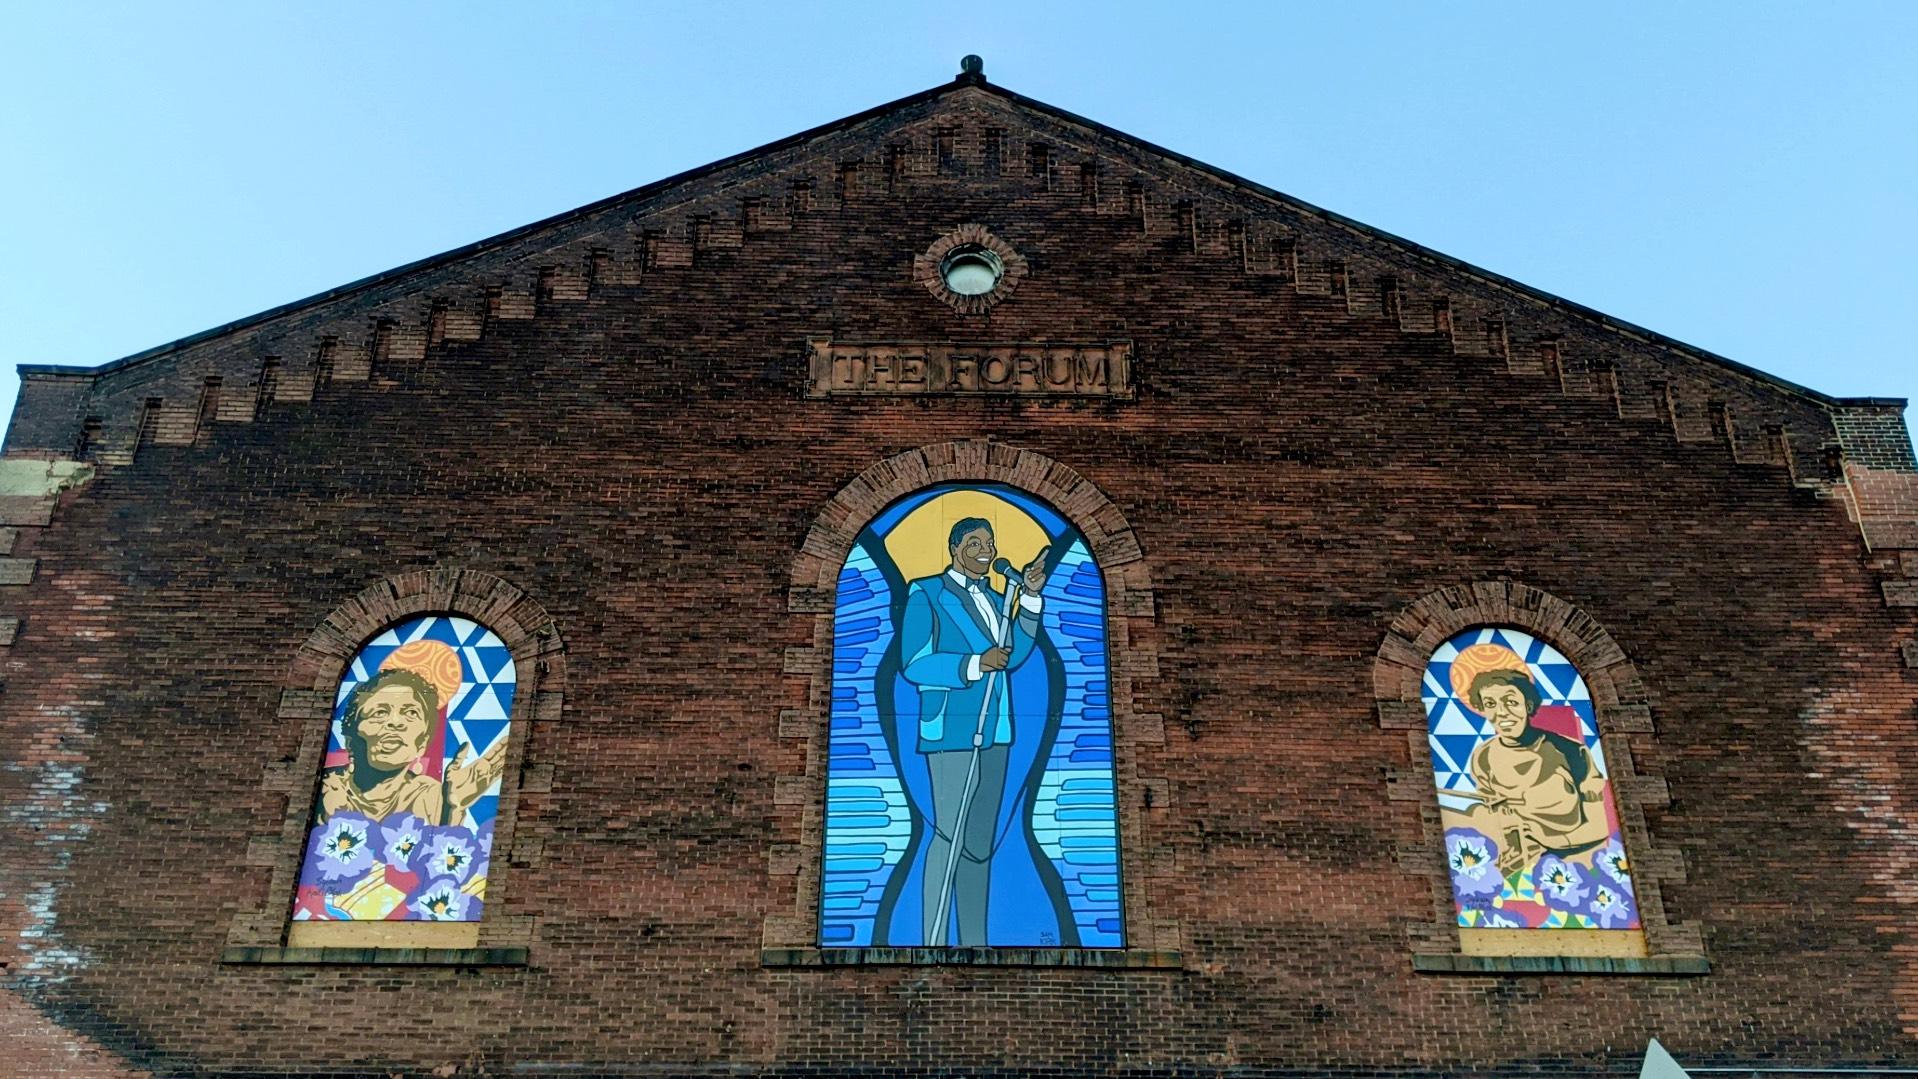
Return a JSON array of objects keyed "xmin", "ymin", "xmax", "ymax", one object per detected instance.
[{"xmin": 957, "ymin": 55, "xmax": 985, "ymax": 84}]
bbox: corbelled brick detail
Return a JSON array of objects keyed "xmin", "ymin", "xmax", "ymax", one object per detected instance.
[
  {"xmin": 1837, "ymin": 403, "xmax": 1918, "ymax": 472},
  {"xmin": 1845, "ymin": 463, "xmax": 1918, "ymax": 550},
  {"xmin": 8, "ymin": 81, "xmax": 1897, "ymax": 517}
]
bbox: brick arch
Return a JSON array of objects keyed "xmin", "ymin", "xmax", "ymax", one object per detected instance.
[
  {"xmin": 284, "ymin": 568, "xmax": 565, "ymax": 694},
  {"xmin": 788, "ymin": 439, "xmax": 1147, "ymax": 600},
  {"xmin": 224, "ymin": 567, "xmax": 565, "ymax": 960},
  {"xmin": 765, "ymin": 439, "xmax": 1180, "ymax": 964},
  {"xmin": 1373, "ymin": 580, "xmax": 1706, "ymax": 972}
]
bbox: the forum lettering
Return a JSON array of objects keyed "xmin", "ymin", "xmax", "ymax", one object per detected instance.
[{"xmin": 807, "ymin": 340, "xmax": 1133, "ymax": 398}]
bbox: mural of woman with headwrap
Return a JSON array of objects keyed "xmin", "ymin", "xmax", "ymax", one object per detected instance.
[
  {"xmin": 293, "ymin": 617, "xmax": 516, "ymax": 923},
  {"xmin": 1424, "ymin": 628, "xmax": 1640, "ymax": 933},
  {"xmin": 1459, "ymin": 665, "xmax": 1611, "ymax": 868}
]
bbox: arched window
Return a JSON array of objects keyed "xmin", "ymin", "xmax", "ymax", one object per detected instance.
[
  {"xmin": 289, "ymin": 615, "xmax": 516, "ymax": 936},
  {"xmin": 821, "ymin": 482, "xmax": 1123, "ymax": 949},
  {"xmin": 1424, "ymin": 626, "xmax": 1642, "ymax": 951}
]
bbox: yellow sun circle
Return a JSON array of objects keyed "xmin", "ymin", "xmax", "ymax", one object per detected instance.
[
  {"xmin": 881, "ymin": 489, "xmax": 1050, "ymax": 589},
  {"xmin": 380, "ymin": 639, "xmax": 463, "ymax": 713},
  {"xmin": 1447, "ymin": 642, "xmax": 1529, "ymax": 703}
]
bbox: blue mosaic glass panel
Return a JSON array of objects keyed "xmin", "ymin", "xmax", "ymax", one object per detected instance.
[{"xmin": 820, "ymin": 483, "xmax": 1124, "ymax": 948}]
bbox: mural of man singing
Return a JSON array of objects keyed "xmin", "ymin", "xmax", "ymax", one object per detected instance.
[
  {"xmin": 898, "ymin": 517, "xmax": 1050, "ymax": 946},
  {"xmin": 819, "ymin": 481, "xmax": 1123, "ymax": 950}
]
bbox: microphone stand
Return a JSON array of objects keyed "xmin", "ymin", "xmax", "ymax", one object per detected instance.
[{"xmin": 927, "ymin": 566, "xmax": 1022, "ymax": 947}]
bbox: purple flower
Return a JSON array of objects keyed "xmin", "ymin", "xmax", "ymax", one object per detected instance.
[
  {"xmin": 1586, "ymin": 881, "xmax": 1638, "ymax": 929},
  {"xmin": 1533, "ymin": 854, "xmax": 1592, "ymax": 913},
  {"xmin": 407, "ymin": 878, "xmax": 477, "ymax": 921},
  {"xmin": 378, "ymin": 813, "xmax": 426, "ymax": 870},
  {"xmin": 303, "ymin": 812, "xmax": 376, "ymax": 890},
  {"xmin": 1445, "ymin": 828, "xmax": 1504, "ymax": 901},
  {"xmin": 474, "ymin": 820, "xmax": 495, "ymax": 860},
  {"xmin": 1595, "ymin": 839, "xmax": 1633, "ymax": 892},
  {"xmin": 418, "ymin": 827, "xmax": 479, "ymax": 885}
]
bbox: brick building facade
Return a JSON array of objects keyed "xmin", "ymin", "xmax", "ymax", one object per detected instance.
[{"xmin": 3, "ymin": 61, "xmax": 1918, "ymax": 1076}]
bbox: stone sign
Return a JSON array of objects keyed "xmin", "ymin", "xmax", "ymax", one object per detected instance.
[{"xmin": 807, "ymin": 339, "xmax": 1133, "ymax": 399}]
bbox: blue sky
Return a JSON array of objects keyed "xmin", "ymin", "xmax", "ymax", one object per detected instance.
[{"xmin": 3, "ymin": 2, "xmax": 1913, "ymax": 446}]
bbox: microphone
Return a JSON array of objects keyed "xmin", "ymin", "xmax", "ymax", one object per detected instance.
[{"xmin": 989, "ymin": 558, "xmax": 1021, "ymax": 643}]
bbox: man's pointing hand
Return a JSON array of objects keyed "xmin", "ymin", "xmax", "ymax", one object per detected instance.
[{"xmin": 1021, "ymin": 545, "xmax": 1052, "ymax": 593}]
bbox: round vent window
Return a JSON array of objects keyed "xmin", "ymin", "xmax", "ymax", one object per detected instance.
[
  {"xmin": 916, "ymin": 225, "xmax": 1025, "ymax": 312},
  {"xmin": 939, "ymin": 245, "xmax": 1004, "ymax": 296}
]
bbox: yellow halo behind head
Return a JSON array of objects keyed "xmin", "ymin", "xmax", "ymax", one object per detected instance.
[
  {"xmin": 1448, "ymin": 642, "xmax": 1529, "ymax": 707},
  {"xmin": 380, "ymin": 639, "xmax": 463, "ymax": 713},
  {"xmin": 882, "ymin": 489, "xmax": 1049, "ymax": 588}
]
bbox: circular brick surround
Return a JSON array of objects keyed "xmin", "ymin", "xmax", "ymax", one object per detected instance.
[{"xmin": 912, "ymin": 224, "xmax": 1028, "ymax": 314}]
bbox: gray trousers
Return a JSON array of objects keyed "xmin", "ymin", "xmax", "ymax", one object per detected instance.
[{"xmin": 921, "ymin": 744, "xmax": 1009, "ymax": 947}]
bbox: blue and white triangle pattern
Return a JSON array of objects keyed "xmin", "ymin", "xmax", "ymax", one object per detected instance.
[
  {"xmin": 329, "ymin": 615, "xmax": 518, "ymax": 825},
  {"xmin": 1421, "ymin": 627, "xmax": 1599, "ymax": 809}
]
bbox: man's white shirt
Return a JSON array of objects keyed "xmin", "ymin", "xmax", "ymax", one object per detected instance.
[{"xmin": 946, "ymin": 568, "xmax": 1044, "ymax": 683}]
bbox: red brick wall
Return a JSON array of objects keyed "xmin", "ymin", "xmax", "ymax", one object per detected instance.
[
  {"xmin": 2, "ymin": 83, "xmax": 1916, "ymax": 1075},
  {"xmin": 0, "ymin": 991, "xmax": 145, "ymax": 1079}
]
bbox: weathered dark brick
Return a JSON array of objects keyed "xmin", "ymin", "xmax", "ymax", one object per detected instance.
[{"xmin": 1, "ymin": 71, "xmax": 1916, "ymax": 1079}]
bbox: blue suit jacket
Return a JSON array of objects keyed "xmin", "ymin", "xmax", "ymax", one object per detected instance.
[{"xmin": 899, "ymin": 572, "xmax": 1041, "ymax": 753}]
